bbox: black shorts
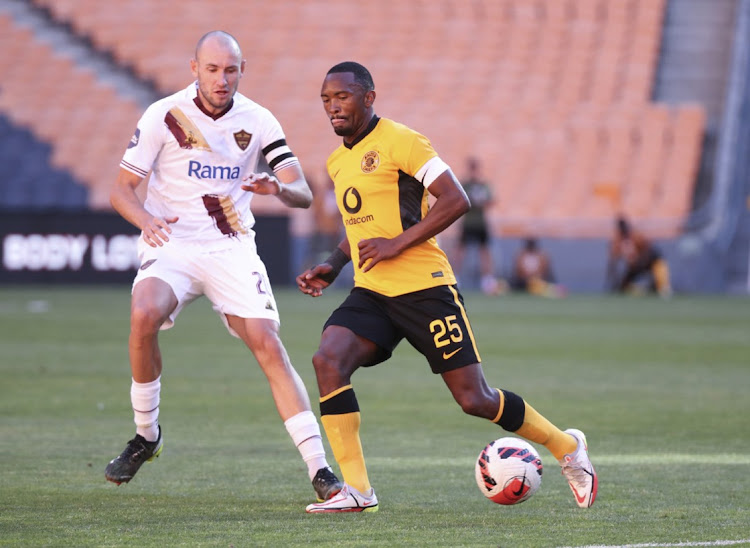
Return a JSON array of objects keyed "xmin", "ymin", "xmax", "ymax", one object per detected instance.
[
  {"xmin": 324, "ymin": 285, "xmax": 482, "ymax": 374},
  {"xmin": 461, "ymin": 226, "xmax": 489, "ymax": 246}
]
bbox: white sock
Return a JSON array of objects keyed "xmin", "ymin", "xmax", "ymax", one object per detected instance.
[
  {"xmin": 130, "ymin": 376, "xmax": 160, "ymax": 442},
  {"xmin": 284, "ymin": 410, "xmax": 329, "ymax": 480}
]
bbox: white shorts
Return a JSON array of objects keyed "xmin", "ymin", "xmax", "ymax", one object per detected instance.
[{"xmin": 132, "ymin": 235, "xmax": 280, "ymax": 337}]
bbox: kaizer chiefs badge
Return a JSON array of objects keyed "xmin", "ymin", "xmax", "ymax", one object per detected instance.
[
  {"xmin": 234, "ymin": 130, "xmax": 252, "ymax": 151},
  {"xmin": 361, "ymin": 150, "xmax": 380, "ymax": 173}
]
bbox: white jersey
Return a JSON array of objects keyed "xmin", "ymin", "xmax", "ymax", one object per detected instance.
[{"xmin": 121, "ymin": 82, "xmax": 298, "ymax": 242}]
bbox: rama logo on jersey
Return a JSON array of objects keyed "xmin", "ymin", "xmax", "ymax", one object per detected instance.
[{"xmin": 188, "ymin": 161, "xmax": 241, "ymax": 181}]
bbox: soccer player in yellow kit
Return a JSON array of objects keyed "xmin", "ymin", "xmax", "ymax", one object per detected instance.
[{"xmin": 297, "ymin": 62, "xmax": 597, "ymax": 513}]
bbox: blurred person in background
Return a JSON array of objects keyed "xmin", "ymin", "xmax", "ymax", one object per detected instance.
[
  {"xmin": 511, "ymin": 237, "xmax": 566, "ymax": 298},
  {"xmin": 454, "ymin": 157, "xmax": 504, "ymax": 295},
  {"xmin": 607, "ymin": 215, "xmax": 672, "ymax": 298},
  {"xmin": 105, "ymin": 30, "xmax": 342, "ymax": 505}
]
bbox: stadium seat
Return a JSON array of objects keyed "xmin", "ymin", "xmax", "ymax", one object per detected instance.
[
  {"xmin": 9, "ymin": 0, "xmax": 703, "ymax": 236},
  {"xmin": 550, "ymin": 122, "xmax": 602, "ymax": 217},
  {"xmin": 652, "ymin": 105, "xmax": 706, "ymax": 224},
  {"xmin": 622, "ymin": 105, "xmax": 670, "ymax": 218},
  {"xmin": 0, "ymin": 13, "xmax": 143, "ymax": 208}
]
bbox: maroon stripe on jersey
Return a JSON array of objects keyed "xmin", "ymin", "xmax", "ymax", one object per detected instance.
[
  {"xmin": 202, "ymin": 194, "xmax": 245, "ymax": 237},
  {"xmin": 165, "ymin": 111, "xmax": 192, "ymax": 149},
  {"xmin": 202, "ymin": 194, "xmax": 233, "ymax": 236}
]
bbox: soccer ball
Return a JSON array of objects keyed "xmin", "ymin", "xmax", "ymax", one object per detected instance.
[{"xmin": 475, "ymin": 437, "xmax": 543, "ymax": 505}]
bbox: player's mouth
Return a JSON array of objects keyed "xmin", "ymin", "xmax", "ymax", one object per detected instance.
[{"xmin": 331, "ymin": 117, "xmax": 347, "ymax": 127}]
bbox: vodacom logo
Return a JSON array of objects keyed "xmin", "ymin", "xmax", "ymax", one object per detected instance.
[{"xmin": 343, "ymin": 187, "xmax": 362, "ymax": 214}]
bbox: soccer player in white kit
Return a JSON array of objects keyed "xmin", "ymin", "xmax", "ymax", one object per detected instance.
[{"xmin": 105, "ymin": 30, "xmax": 343, "ymax": 505}]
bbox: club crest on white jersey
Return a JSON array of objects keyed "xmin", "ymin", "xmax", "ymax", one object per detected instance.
[{"xmin": 119, "ymin": 82, "xmax": 299, "ymax": 242}]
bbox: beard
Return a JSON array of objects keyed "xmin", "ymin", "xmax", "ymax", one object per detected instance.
[
  {"xmin": 197, "ymin": 82, "xmax": 234, "ymax": 112},
  {"xmin": 332, "ymin": 122, "xmax": 354, "ymax": 136}
]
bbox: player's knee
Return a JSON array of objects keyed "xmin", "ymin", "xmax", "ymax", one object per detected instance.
[
  {"xmin": 241, "ymin": 321, "xmax": 282, "ymax": 356},
  {"xmin": 130, "ymin": 301, "xmax": 167, "ymax": 334},
  {"xmin": 312, "ymin": 348, "xmax": 340, "ymax": 375},
  {"xmin": 454, "ymin": 390, "xmax": 489, "ymax": 418}
]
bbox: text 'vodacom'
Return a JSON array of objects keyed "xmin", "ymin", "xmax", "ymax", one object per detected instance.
[{"xmin": 345, "ymin": 215, "xmax": 375, "ymax": 226}]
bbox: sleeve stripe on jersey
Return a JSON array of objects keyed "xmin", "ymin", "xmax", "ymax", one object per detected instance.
[
  {"xmin": 268, "ymin": 152, "xmax": 297, "ymax": 171},
  {"xmin": 263, "ymin": 138, "xmax": 299, "ymax": 172},
  {"xmin": 262, "ymin": 138, "xmax": 287, "ymax": 156},
  {"xmin": 120, "ymin": 160, "xmax": 149, "ymax": 178}
]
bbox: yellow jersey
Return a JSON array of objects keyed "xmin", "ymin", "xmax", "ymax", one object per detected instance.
[{"xmin": 327, "ymin": 116, "xmax": 456, "ymax": 297}]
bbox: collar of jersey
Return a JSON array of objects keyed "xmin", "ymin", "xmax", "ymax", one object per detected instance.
[
  {"xmin": 191, "ymin": 82, "xmax": 234, "ymax": 120},
  {"xmin": 344, "ymin": 115, "xmax": 380, "ymax": 149}
]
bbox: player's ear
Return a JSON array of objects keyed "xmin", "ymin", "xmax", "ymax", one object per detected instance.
[
  {"xmin": 364, "ymin": 90, "xmax": 376, "ymax": 108},
  {"xmin": 190, "ymin": 58, "xmax": 198, "ymax": 78},
  {"xmin": 240, "ymin": 59, "xmax": 246, "ymax": 77}
]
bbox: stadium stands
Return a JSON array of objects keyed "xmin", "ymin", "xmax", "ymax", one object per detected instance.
[
  {"xmin": 4, "ymin": 0, "xmax": 705, "ymax": 236},
  {"xmin": 0, "ymin": 12, "xmax": 143, "ymax": 209},
  {"xmin": 0, "ymin": 113, "xmax": 87, "ymax": 210}
]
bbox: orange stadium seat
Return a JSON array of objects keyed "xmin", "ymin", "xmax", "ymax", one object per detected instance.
[
  {"xmin": 546, "ymin": 122, "xmax": 602, "ymax": 219},
  {"xmin": 585, "ymin": 109, "xmax": 639, "ymax": 219},
  {"xmin": 652, "ymin": 105, "xmax": 706, "ymax": 224},
  {"xmin": 0, "ymin": 13, "xmax": 143, "ymax": 209},
  {"xmin": 622, "ymin": 105, "xmax": 670, "ymax": 218},
  {"xmin": 9, "ymin": 0, "xmax": 703, "ymax": 236}
]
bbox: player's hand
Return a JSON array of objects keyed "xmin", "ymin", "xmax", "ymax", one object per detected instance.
[
  {"xmin": 142, "ymin": 215, "xmax": 179, "ymax": 247},
  {"xmin": 296, "ymin": 264, "xmax": 334, "ymax": 297},
  {"xmin": 357, "ymin": 237, "xmax": 400, "ymax": 272},
  {"xmin": 241, "ymin": 172, "xmax": 283, "ymax": 196}
]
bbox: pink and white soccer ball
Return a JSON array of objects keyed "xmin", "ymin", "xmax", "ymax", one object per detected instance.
[{"xmin": 475, "ymin": 437, "xmax": 543, "ymax": 505}]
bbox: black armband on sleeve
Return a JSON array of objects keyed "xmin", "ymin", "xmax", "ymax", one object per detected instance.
[{"xmin": 318, "ymin": 247, "xmax": 350, "ymax": 284}]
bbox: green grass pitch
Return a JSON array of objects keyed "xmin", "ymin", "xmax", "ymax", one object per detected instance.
[{"xmin": 1, "ymin": 287, "xmax": 748, "ymax": 547}]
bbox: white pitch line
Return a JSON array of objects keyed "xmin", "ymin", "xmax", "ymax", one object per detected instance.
[
  {"xmin": 557, "ymin": 540, "xmax": 750, "ymax": 548},
  {"xmin": 573, "ymin": 454, "xmax": 750, "ymax": 466},
  {"xmin": 368, "ymin": 453, "xmax": 750, "ymax": 468}
]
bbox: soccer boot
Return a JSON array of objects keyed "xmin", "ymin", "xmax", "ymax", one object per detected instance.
[
  {"xmin": 559, "ymin": 428, "xmax": 598, "ymax": 508},
  {"xmin": 105, "ymin": 427, "xmax": 163, "ymax": 485},
  {"xmin": 305, "ymin": 484, "xmax": 379, "ymax": 513},
  {"xmin": 312, "ymin": 467, "xmax": 344, "ymax": 502}
]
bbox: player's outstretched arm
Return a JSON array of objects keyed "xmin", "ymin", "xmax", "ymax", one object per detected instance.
[{"xmin": 241, "ymin": 163, "xmax": 312, "ymax": 208}]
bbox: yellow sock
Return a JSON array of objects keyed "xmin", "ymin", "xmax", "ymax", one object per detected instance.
[
  {"xmin": 514, "ymin": 402, "xmax": 577, "ymax": 460},
  {"xmin": 320, "ymin": 412, "xmax": 371, "ymax": 493},
  {"xmin": 527, "ymin": 277, "xmax": 549, "ymax": 297},
  {"xmin": 652, "ymin": 259, "xmax": 671, "ymax": 294}
]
